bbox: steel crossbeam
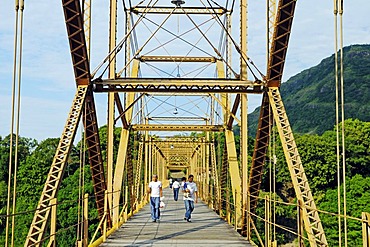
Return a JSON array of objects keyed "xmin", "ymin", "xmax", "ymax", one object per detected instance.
[
  {"xmin": 138, "ymin": 56, "xmax": 217, "ymax": 63},
  {"xmin": 131, "ymin": 124, "xmax": 224, "ymax": 132},
  {"xmin": 25, "ymin": 86, "xmax": 88, "ymax": 246},
  {"xmin": 268, "ymin": 88, "xmax": 327, "ymax": 246},
  {"xmin": 131, "ymin": 6, "xmax": 228, "ymax": 15},
  {"xmin": 93, "ymin": 78, "xmax": 263, "ymax": 94}
]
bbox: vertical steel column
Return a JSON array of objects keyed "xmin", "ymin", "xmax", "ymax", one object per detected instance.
[
  {"xmin": 83, "ymin": 193, "xmax": 88, "ymax": 247},
  {"xmin": 112, "ymin": 60, "xmax": 139, "ymax": 224},
  {"xmin": 107, "ymin": 0, "xmax": 117, "ymax": 213},
  {"xmin": 240, "ymin": 0, "xmax": 249, "ymax": 237},
  {"xmin": 144, "ymin": 120, "xmax": 149, "ymax": 191}
]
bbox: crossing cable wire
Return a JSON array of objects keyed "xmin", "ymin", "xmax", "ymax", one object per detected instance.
[
  {"xmin": 202, "ymin": 0, "xmax": 264, "ymax": 81},
  {"xmin": 180, "ymin": 6, "xmax": 239, "ymax": 78},
  {"xmin": 139, "ymin": 14, "xmax": 215, "ymax": 57},
  {"xmin": 116, "ymin": 6, "xmax": 178, "ymax": 77},
  {"xmin": 334, "ymin": 0, "xmax": 342, "ymax": 246},
  {"xmin": 168, "ymin": 17, "xmax": 218, "ymax": 77},
  {"xmin": 91, "ymin": 0, "xmax": 158, "ymax": 78},
  {"xmin": 5, "ymin": 0, "xmax": 20, "ymax": 246},
  {"xmin": 140, "ymin": 19, "xmax": 187, "ymax": 77}
]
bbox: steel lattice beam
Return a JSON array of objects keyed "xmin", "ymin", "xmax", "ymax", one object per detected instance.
[
  {"xmin": 131, "ymin": 124, "xmax": 224, "ymax": 132},
  {"xmin": 84, "ymin": 89, "xmax": 111, "ymax": 226},
  {"xmin": 93, "ymin": 78, "xmax": 263, "ymax": 94},
  {"xmin": 62, "ymin": 0, "xmax": 90, "ymax": 85},
  {"xmin": 62, "ymin": 0, "xmax": 109, "ymax": 228},
  {"xmin": 248, "ymin": 92, "xmax": 271, "ymax": 215},
  {"xmin": 25, "ymin": 86, "xmax": 88, "ymax": 246},
  {"xmin": 248, "ymin": 0, "xmax": 296, "ymax": 222},
  {"xmin": 268, "ymin": 88, "xmax": 327, "ymax": 246},
  {"xmin": 138, "ymin": 56, "xmax": 217, "ymax": 63},
  {"xmin": 131, "ymin": 6, "xmax": 228, "ymax": 15},
  {"xmin": 267, "ymin": 0, "xmax": 297, "ymax": 87}
]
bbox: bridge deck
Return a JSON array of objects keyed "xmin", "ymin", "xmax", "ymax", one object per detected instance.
[{"xmin": 101, "ymin": 188, "xmax": 252, "ymax": 246}]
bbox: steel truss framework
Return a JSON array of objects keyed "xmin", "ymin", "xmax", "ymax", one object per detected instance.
[{"xmin": 25, "ymin": 0, "xmax": 330, "ymax": 246}]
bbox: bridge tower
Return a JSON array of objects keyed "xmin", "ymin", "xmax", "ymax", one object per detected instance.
[{"xmin": 23, "ymin": 0, "xmax": 328, "ymax": 246}]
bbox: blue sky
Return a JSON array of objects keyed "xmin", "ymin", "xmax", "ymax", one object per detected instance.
[{"xmin": 0, "ymin": 0, "xmax": 369, "ymax": 141}]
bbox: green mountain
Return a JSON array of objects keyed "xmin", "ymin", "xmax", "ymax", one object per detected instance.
[{"xmin": 248, "ymin": 44, "xmax": 370, "ymax": 136}]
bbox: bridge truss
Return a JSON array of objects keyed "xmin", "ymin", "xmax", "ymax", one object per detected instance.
[{"xmin": 23, "ymin": 0, "xmax": 331, "ymax": 246}]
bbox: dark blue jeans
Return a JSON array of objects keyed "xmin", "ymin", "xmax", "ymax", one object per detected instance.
[
  {"xmin": 184, "ymin": 200, "xmax": 194, "ymax": 219},
  {"xmin": 150, "ymin": 197, "xmax": 160, "ymax": 220},
  {"xmin": 173, "ymin": 188, "xmax": 179, "ymax": 201}
]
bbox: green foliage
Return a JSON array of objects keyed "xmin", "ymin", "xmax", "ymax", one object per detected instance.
[
  {"xmin": 249, "ymin": 44, "xmax": 370, "ymax": 136},
  {"xmin": 0, "ymin": 116, "xmax": 369, "ymax": 246},
  {"xmin": 319, "ymin": 175, "xmax": 370, "ymax": 246}
]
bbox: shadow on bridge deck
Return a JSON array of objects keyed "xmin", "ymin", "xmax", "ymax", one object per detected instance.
[{"xmin": 100, "ymin": 188, "xmax": 252, "ymax": 246}]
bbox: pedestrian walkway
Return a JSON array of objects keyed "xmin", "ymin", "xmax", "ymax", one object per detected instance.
[{"xmin": 100, "ymin": 187, "xmax": 252, "ymax": 246}]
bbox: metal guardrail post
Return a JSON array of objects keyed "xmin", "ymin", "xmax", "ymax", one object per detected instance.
[
  {"xmin": 83, "ymin": 193, "xmax": 89, "ymax": 246},
  {"xmin": 48, "ymin": 198, "xmax": 57, "ymax": 247},
  {"xmin": 363, "ymin": 212, "xmax": 370, "ymax": 247},
  {"xmin": 103, "ymin": 191, "xmax": 108, "ymax": 242},
  {"xmin": 298, "ymin": 200, "xmax": 304, "ymax": 247}
]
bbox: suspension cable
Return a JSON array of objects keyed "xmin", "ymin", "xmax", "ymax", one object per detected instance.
[
  {"xmin": 11, "ymin": 1, "xmax": 25, "ymax": 245},
  {"xmin": 91, "ymin": 0, "xmax": 158, "ymax": 78},
  {"xmin": 5, "ymin": 0, "xmax": 20, "ymax": 245},
  {"xmin": 180, "ymin": 5, "xmax": 239, "ymax": 78},
  {"xmin": 339, "ymin": 0, "xmax": 347, "ymax": 246},
  {"xmin": 334, "ymin": 0, "xmax": 342, "ymax": 246},
  {"xmin": 202, "ymin": 0, "xmax": 263, "ymax": 80},
  {"xmin": 116, "ymin": 6, "xmax": 177, "ymax": 77}
]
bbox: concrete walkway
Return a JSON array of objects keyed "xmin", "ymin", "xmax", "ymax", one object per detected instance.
[{"xmin": 100, "ymin": 187, "xmax": 252, "ymax": 246}]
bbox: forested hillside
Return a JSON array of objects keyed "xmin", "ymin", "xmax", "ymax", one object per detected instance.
[
  {"xmin": 249, "ymin": 44, "xmax": 370, "ymax": 136},
  {"xmin": 1, "ymin": 119, "xmax": 369, "ymax": 245}
]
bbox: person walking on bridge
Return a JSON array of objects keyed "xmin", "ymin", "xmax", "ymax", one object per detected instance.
[
  {"xmin": 183, "ymin": 174, "xmax": 198, "ymax": 222},
  {"xmin": 147, "ymin": 174, "xmax": 163, "ymax": 222},
  {"xmin": 172, "ymin": 179, "xmax": 180, "ymax": 201}
]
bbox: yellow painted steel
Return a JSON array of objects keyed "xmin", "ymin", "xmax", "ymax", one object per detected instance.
[
  {"xmin": 362, "ymin": 212, "xmax": 370, "ymax": 247},
  {"xmin": 240, "ymin": 0, "xmax": 249, "ymax": 236},
  {"xmin": 134, "ymin": 142, "xmax": 144, "ymax": 200},
  {"xmin": 107, "ymin": 0, "xmax": 117, "ymax": 217},
  {"xmin": 225, "ymin": 130, "xmax": 243, "ymax": 227},
  {"xmin": 268, "ymin": 87, "xmax": 327, "ymax": 246},
  {"xmin": 138, "ymin": 55, "xmax": 217, "ymax": 63},
  {"xmin": 112, "ymin": 60, "xmax": 139, "ymax": 225},
  {"xmin": 25, "ymin": 85, "xmax": 88, "ymax": 246},
  {"xmin": 47, "ymin": 198, "xmax": 57, "ymax": 247},
  {"xmin": 132, "ymin": 124, "xmax": 224, "ymax": 132},
  {"xmin": 131, "ymin": 6, "xmax": 227, "ymax": 15}
]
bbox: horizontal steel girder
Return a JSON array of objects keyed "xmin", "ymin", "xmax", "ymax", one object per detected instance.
[
  {"xmin": 148, "ymin": 116, "xmax": 208, "ymax": 121},
  {"xmin": 138, "ymin": 56, "xmax": 217, "ymax": 63},
  {"xmin": 132, "ymin": 124, "xmax": 224, "ymax": 132},
  {"xmin": 93, "ymin": 78, "xmax": 263, "ymax": 94},
  {"xmin": 131, "ymin": 6, "xmax": 228, "ymax": 15}
]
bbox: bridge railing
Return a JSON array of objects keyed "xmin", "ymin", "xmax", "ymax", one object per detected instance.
[{"xmin": 196, "ymin": 181, "xmax": 370, "ymax": 247}]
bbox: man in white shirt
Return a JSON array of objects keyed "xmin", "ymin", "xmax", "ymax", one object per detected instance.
[
  {"xmin": 147, "ymin": 174, "xmax": 163, "ymax": 222},
  {"xmin": 183, "ymin": 174, "xmax": 198, "ymax": 222},
  {"xmin": 172, "ymin": 179, "xmax": 180, "ymax": 201}
]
